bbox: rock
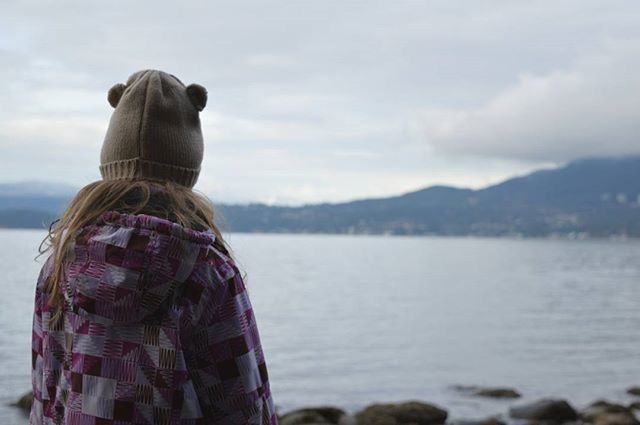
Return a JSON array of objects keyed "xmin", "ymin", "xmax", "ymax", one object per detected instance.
[
  {"xmin": 473, "ymin": 388, "xmax": 521, "ymax": 399},
  {"xmin": 593, "ymin": 413, "xmax": 639, "ymax": 425},
  {"xmin": 11, "ymin": 392, "xmax": 33, "ymax": 412},
  {"xmin": 279, "ymin": 410, "xmax": 329, "ymax": 425},
  {"xmin": 449, "ymin": 418, "xmax": 506, "ymax": 425},
  {"xmin": 582, "ymin": 400, "xmax": 634, "ymax": 422},
  {"xmin": 338, "ymin": 415, "xmax": 358, "ymax": 425},
  {"xmin": 354, "ymin": 409, "xmax": 396, "ymax": 425},
  {"xmin": 355, "ymin": 401, "xmax": 448, "ymax": 425},
  {"xmin": 451, "ymin": 385, "xmax": 478, "ymax": 393},
  {"xmin": 509, "ymin": 399, "xmax": 578, "ymax": 423},
  {"xmin": 310, "ymin": 407, "xmax": 347, "ymax": 424},
  {"xmin": 280, "ymin": 406, "xmax": 347, "ymax": 425},
  {"xmin": 581, "ymin": 400, "xmax": 638, "ymax": 425},
  {"xmin": 628, "ymin": 387, "xmax": 640, "ymax": 397},
  {"xmin": 452, "ymin": 385, "xmax": 521, "ymax": 399}
]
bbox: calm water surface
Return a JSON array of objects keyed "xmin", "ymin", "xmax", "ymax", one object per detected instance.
[{"xmin": 1, "ymin": 230, "xmax": 639, "ymax": 423}]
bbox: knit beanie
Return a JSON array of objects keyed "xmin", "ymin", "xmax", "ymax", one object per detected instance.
[{"xmin": 99, "ymin": 69, "xmax": 208, "ymax": 188}]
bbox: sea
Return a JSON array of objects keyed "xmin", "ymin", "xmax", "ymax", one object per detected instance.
[{"xmin": 1, "ymin": 229, "xmax": 639, "ymax": 423}]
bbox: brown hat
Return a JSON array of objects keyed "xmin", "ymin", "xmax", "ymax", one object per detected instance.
[{"xmin": 99, "ymin": 69, "xmax": 208, "ymax": 188}]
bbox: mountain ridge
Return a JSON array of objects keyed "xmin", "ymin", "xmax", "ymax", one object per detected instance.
[{"xmin": 1, "ymin": 156, "xmax": 639, "ymax": 237}]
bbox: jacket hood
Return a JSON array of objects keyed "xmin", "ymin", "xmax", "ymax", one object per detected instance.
[{"xmin": 62, "ymin": 210, "xmax": 224, "ymax": 324}]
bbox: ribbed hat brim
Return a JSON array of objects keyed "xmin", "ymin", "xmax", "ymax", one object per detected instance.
[{"xmin": 100, "ymin": 158, "xmax": 200, "ymax": 188}]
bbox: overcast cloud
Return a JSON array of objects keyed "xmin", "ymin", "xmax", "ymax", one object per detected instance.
[
  {"xmin": 420, "ymin": 39, "xmax": 640, "ymax": 162},
  {"xmin": 1, "ymin": 1, "xmax": 638, "ymax": 204}
]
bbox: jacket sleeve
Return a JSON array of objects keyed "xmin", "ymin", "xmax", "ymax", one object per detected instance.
[
  {"xmin": 183, "ymin": 257, "xmax": 278, "ymax": 425},
  {"xmin": 30, "ymin": 255, "xmax": 54, "ymax": 423}
]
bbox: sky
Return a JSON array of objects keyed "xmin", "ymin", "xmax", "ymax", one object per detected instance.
[{"xmin": 1, "ymin": 1, "xmax": 639, "ymax": 205}]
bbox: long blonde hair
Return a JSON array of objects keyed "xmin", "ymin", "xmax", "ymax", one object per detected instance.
[{"xmin": 37, "ymin": 179, "xmax": 233, "ymax": 321}]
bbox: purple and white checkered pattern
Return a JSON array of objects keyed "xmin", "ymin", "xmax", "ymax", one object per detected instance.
[{"xmin": 30, "ymin": 210, "xmax": 278, "ymax": 424}]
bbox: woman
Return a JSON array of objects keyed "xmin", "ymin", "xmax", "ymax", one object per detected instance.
[{"xmin": 30, "ymin": 70, "xmax": 278, "ymax": 424}]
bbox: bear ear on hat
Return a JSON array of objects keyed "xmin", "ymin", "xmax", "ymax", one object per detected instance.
[
  {"xmin": 107, "ymin": 83, "xmax": 126, "ymax": 108},
  {"xmin": 186, "ymin": 84, "xmax": 207, "ymax": 111}
]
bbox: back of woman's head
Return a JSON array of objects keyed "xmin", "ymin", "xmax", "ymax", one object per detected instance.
[{"xmin": 38, "ymin": 69, "xmax": 228, "ymax": 319}]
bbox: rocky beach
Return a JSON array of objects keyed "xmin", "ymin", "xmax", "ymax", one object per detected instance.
[{"xmin": 10, "ymin": 386, "xmax": 640, "ymax": 424}]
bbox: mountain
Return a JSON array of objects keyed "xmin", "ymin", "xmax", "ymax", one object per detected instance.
[
  {"xmin": 0, "ymin": 209, "xmax": 58, "ymax": 230},
  {"xmin": 1, "ymin": 156, "xmax": 639, "ymax": 237},
  {"xmin": 0, "ymin": 181, "xmax": 75, "ymax": 216}
]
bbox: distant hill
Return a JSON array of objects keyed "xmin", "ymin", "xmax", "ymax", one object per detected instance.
[
  {"xmin": 0, "ymin": 181, "xmax": 75, "ymax": 219},
  {"xmin": 1, "ymin": 157, "xmax": 639, "ymax": 237},
  {"xmin": 0, "ymin": 209, "xmax": 58, "ymax": 230}
]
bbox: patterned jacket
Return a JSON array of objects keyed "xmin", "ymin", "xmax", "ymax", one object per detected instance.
[{"xmin": 30, "ymin": 210, "xmax": 278, "ymax": 424}]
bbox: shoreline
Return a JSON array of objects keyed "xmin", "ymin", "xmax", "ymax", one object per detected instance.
[
  {"xmin": 3, "ymin": 226, "xmax": 640, "ymax": 242},
  {"xmin": 10, "ymin": 386, "xmax": 640, "ymax": 424}
]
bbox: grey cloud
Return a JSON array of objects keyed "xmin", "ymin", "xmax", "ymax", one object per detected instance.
[
  {"xmin": 1, "ymin": 0, "xmax": 639, "ymax": 203},
  {"xmin": 421, "ymin": 40, "xmax": 640, "ymax": 162}
]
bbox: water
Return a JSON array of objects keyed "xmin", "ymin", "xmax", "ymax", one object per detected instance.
[{"xmin": 1, "ymin": 230, "xmax": 640, "ymax": 423}]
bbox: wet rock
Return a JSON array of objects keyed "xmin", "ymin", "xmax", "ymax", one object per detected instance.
[
  {"xmin": 628, "ymin": 388, "xmax": 640, "ymax": 397},
  {"xmin": 279, "ymin": 410, "xmax": 328, "ymax": 425},
  {"xmin": 592, "ymin": 413, "xmax": 639, "ymax": 425},
  {"xmin": 473, "ymin": 388, "xmax": 521, "ymax": 399},
  {"xmin": 11, "ymin": 391, "xmax": 33, "ymax": 412},
  {"xmin": 582, "ymin": 401, "xmax": 634, "ymax": 421},
  {"xmin": 509, "ymin": 399, "xmax": 578, "ymax": 423},
  {"xmin": 451, "ymin": 385, "xmax": 477, "ymax": 393},
  {"xmin": 449, "ymin": 417, "xmax": 506, "ymax": 425},
  {"xmin": 355, "ymin": 401, "xmax": 448, "ymax": 425},
  {"xmin": 452, "ymin": 385, "xmax": 521, "ymax": 399},
  {"xmin": 581, "ymin": 400, "xmax": 638, "ymax": 425},
  {"xmin": 338, "ymin": 415, "xmax": 357, "ymax": 425},
  {"xmin": 279, "ymin": 406, "xmax": 346, "ymax": 425}
]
